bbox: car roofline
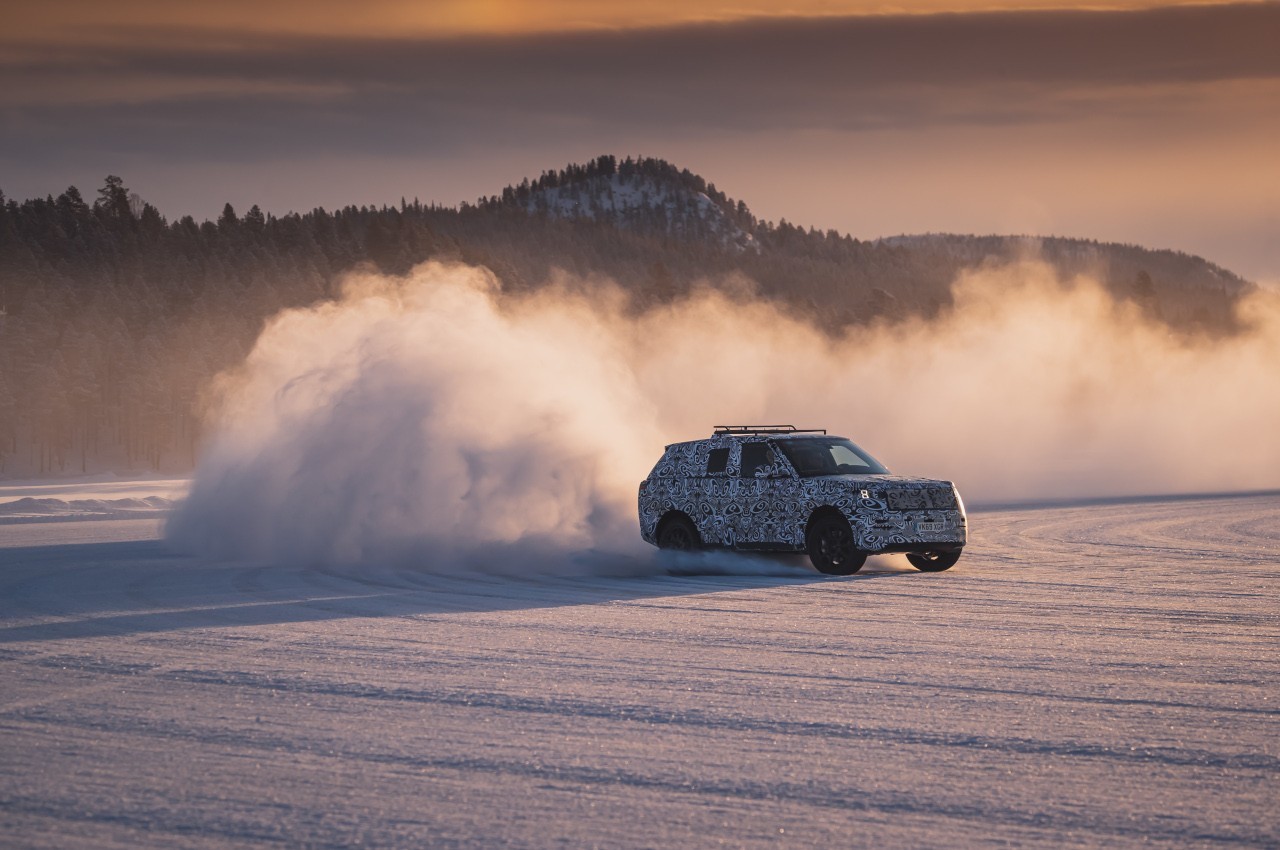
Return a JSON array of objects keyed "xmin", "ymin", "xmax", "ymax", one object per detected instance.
[
  {"xmin": 713, "ymin": 425, "xmax": 826, "ymax": 436},
  {"xmin": 664, "ymin": 432, "xmax": 852, "ymax": 451}
]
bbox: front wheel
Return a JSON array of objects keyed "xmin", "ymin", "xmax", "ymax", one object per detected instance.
[
  {"xmin": 807, "ymin": 514, "xmax": 867, "ymax": 575},
  {"xmin": 906, "ymin": 550, "xmax": 962, "ymax": 572},
  {"xmin": 657, "ymin": 515, "xmax": 700, "ymax": 551}
]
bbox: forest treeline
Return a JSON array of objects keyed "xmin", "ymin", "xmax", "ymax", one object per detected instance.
[{"xmin": 0, "ymin": 156, "xmax": 1251, "ymax": 476}]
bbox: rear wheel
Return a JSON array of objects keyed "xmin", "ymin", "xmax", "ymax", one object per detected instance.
[
  {"xmin": 906, "ymin": 550, "xmax": 962, "ymax": 572},
  {"xmin": 657, "ymin": 515, "xmax": 700, "ymax": 551},
  {"xmin": 807, "ymin": 513, "xmax": 867, "ymax": 575}
]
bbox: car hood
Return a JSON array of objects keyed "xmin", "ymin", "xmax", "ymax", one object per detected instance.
[{"xmin": 811, "ymin": 474, "xmax": 953, "ymax": 489}]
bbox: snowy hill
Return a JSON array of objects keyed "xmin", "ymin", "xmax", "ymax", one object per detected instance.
[{"xmin": 487, "ymin": 155, "xmax": 758, "ymax": 252}]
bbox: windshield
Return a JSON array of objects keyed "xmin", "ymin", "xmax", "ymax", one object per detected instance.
[{"xmin": 777, "ymin": 437, "xmax": 888, "ymax": 477}]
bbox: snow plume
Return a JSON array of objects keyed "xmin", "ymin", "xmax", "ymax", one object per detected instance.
[
  {"xmin": 168, "ymin": 260, "xmax": 1280, "ymax": 568},
  {"xmin": 167, "ymin": 264, "xmax": 662, "ymax": 572}
]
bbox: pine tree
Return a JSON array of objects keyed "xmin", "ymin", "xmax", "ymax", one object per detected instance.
[
  {"xmin": 218, "ymin": 203, "xmax": 238, "ymax": 231},
  {"xmin": 244, "ymin": 204, "xmax": 266, "ymax": 233},
  {"xmin": 96, "ymin": 176, "xmax": 132, "ymax": 220}
]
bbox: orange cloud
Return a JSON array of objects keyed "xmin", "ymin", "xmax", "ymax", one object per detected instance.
[{"xmin": 9, "ymin": 0, "xmax": 1261, "ymax": 43}]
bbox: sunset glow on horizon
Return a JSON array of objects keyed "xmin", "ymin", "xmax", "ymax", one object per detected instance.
[
  {"xmin": 10, "ymin": 0, "xmax": 1265, "ymax": 41},
  {"xmin": 5, "ymin": 1, "xmax": 1278, "ymax": 282}
]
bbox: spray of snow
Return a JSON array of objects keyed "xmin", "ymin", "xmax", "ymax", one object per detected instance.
[{"xmin": 167, "ymin": 260, "xmax": 1280, "ymax": 569}]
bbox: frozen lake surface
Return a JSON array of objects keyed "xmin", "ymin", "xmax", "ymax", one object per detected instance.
[{"xmin": 1, "ymin": 495, "xmax": 1276, "ymax": 848}]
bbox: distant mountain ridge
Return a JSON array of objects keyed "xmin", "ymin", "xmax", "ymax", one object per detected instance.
[
  {"xmin": 474, "ymin": 155, "xmax": 1247, "ymax": 305},
  {"xmin": 0, "ymin": 155, "xmax": 1255, "ymax": 477}
]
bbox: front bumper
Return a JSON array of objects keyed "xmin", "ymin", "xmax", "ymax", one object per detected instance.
[{"xmin": 850, "ymin": 507, "xmax": 967, "ymax": 553}]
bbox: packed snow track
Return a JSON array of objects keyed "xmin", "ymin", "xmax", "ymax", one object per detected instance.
[{"xmin": 1, "ymin": 494, "xmax": 1276, "ymax": 848}]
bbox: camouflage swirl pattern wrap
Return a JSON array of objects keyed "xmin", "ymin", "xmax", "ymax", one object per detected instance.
[{"xmin": 639, "ymin": 433, "xmax": 967, "ymax": 553}]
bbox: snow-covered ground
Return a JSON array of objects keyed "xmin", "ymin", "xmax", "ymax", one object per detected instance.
[
  {"xmin": 0, "ymin": 477, "xmax": 187, "ymax": 523},
  {"xmin": 0, "ymin": 494, "xmax": 1276, "ymax": 848}
]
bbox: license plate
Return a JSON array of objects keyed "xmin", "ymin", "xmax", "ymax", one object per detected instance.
[{"xmin": 916, "ymin": 521, "xmax": 945, "ymax": 533}]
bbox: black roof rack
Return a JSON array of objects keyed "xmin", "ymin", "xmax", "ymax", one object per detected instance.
[{"xmin": 713, "ymin": 425, "xmax": 827, "ymax": 436}]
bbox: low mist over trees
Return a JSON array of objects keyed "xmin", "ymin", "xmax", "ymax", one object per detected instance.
[{"xmin": 0, "ymin": 156, "xmax": 1250, "ymax": 476}]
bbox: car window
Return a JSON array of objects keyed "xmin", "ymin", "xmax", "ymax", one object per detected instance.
[
  {"xmin": 706, "ymin": 447, "xmax": 729, "ymax": 475},
  {"xmin": 829, "ymin": 444, "xmax": 874, "ymax": 471},
  {"xmin": 739, "ymin": 442, "xmax": 775, "ymax": 477},
  {"xmin": 777, "ymin": 438, "xmax": 888, "ymax": 477}
]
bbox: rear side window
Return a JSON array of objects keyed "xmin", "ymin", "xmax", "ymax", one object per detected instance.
[
  {"xmin": 739, "ymin": 442, "xmax": 773, "ymax": 476},
  {"xmin": 706, "ymin": 447, "xmax": 729, "ymax": 475}
]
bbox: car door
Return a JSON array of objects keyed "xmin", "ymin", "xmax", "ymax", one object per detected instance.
[
  {"xmin": 693, "ymin": 439, "xmax": 736, "ymax": 546},
  {"xmin": 729, "ymin": 439, "xmax": 799, "ymax": 547}
]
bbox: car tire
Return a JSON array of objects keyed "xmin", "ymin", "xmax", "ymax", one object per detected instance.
[
  {"xmin": 906, "ymin": 550, "xmax": 962, "ymax": 572},
  {"xmin": 657, "ymin": 515, "xmax": 700, "ymax": 551},
  {"xmin": 806, "ymin": 513, "xmax": 867, "ymax": 575}
]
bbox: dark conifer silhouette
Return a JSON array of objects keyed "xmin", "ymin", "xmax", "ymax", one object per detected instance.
[{"xmin": 0, "ymin": 159, "xmax": 1253, "ymax": 475}]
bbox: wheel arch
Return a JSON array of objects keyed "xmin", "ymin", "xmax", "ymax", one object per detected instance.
[
  {"xmin": 804, "ymin": 505, "xmax": 848, "ymax": 541},
  {"xmin": 657, "ymin": 509, "xmax": 699, "ymax": 541}
]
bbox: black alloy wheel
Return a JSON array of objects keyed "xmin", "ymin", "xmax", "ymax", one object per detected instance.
[
  {"xmin": 906, "ymin": 550, "xmax": 962, "ymax": 572},
  {"xmin": 657, "ymin": 515, "xmax": 700, "ymax": 551},
  {"xmin": 807, "ymin": 514, "xmax": 867, "ymax": 575}
]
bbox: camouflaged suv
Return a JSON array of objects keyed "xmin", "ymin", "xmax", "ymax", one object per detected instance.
[{"xmin": 638, "ymin": 426, "xmax": 966, "ymax": 574}]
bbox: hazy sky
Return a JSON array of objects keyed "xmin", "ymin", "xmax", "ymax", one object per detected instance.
[{"xmin": 4, "ymin": 1, "xmax": 1278, "ymax": 281}]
